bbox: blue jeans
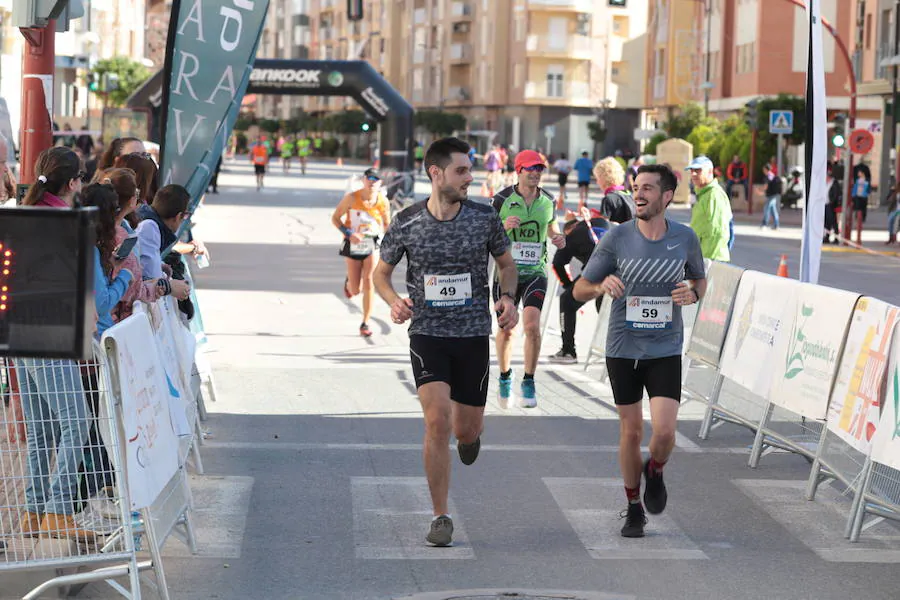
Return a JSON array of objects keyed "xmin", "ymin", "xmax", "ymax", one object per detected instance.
[
  {"xmin": 762, "ymin": 195, "xmax": 780, "ymax": 229},
  {"xmin": 15, "ymin": 358, "xmax": 90, "ymax": 515},
  {"xmin": 888, "ymin": 209, "xmax": 900, "ymax": 237}
]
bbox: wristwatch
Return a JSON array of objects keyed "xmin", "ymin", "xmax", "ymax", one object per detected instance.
[{"xmin": 500, "ymin": 291, "xmax": 515, "ymax": 301}]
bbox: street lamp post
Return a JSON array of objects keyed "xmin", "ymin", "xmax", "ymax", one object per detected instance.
[{"xmin": 703, "ymin": 0, "xmax": 712, "ymax": 114}]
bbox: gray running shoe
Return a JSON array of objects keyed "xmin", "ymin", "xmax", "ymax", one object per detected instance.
[{"xmin": 426, "ymin": 515, "xmax": 454, "ymax": 547}]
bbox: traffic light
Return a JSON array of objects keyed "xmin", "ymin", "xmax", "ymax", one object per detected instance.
[
  {"xmin": 832, "ymin": 113, "xmax": 846, "ymax": 147},
  {"xmin": 744, "ymin": 99, "xmax": 759, "ymax": 130},
  {"xmin": 347, "ymin": 0, "xmax": 363, "ymax": 21},
  {"xmin": 87, "ymin": 72, "xmax": 98, "ymax": 92},
  {"xmin": 361, "ymin": 122, "xmax": 371, "ymax": 132}
]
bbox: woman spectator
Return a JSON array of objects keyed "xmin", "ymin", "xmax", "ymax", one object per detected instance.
[
  {"xmin": 79, "ymin": 183, "xmax": 134, "ymax": 338},
  {"xmin": 886, "ymin": 182, "xmax": 900, "ymax": 245},
  {"xmin": 99, "ymin": 152, "xmax": 159, "ymax": 228},
  {"xmin": 97, "ymin": 137, "xmax": 145, "ymax": 171},
  {"xmin": 96, "ymin": 168, "xmax": 189, "ymax": 322},
  {"xmin": 16, "ymin": 147, "xmax": 96, "ymax": 541}
]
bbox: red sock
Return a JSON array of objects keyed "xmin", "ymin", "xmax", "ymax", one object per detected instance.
[
  {"xmin": 649, "ymin": 457, "xmax": 667, "ymax": 475},
  {"xmin": 625, "ymin": 485, "xmax": 641, "ymax": 504}
]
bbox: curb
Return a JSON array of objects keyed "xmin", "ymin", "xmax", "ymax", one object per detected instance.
[{"xmin": 393, "ymin": 590, "xmax": 634, "ymax": 600}]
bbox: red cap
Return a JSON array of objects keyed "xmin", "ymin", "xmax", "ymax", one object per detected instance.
[{"xmin": 515, "ymin": 149, "xmax": 545, "ymax": 172}]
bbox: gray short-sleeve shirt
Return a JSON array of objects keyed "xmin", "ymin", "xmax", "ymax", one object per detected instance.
[
  {"xmin": 582, "ymin": 219, "xmax": 706, "ymax": 359},
  {"xmin": 379, "ymin": 199, "xmax": 510, "ymax": 338}
]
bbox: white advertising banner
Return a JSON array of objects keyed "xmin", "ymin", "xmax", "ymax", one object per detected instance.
[
  {"xmin": 768, "ymin": 285, "xmax": 859, "ymax": 420},
  {"xmin": 102, "ymin": 313, "xmax": 180, "ymax": 509},
  {"xmin": 719, "ymin": 271, "xmax": 800, "ymax": 398},
  {"xmin": 828, "ymin": 299, "xmax": 900, "ymax": 454},
  {"xmin": 871, "ymin": 325, "xmax": 900, "ymax": 469}
]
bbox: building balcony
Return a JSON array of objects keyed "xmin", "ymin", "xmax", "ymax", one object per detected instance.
[
  {"xmin": 524, "ymin": 81, "xmax": 590, "ymax": 106},
  {"xmin": 526, "ymin": 35, "xmax": 592, "ymax": 60},
  {"xmin": 449, "ymin": 43, "xmax": 473, "ymax": 63},
  {"xmin": 528, "ymin": 0, "xmax": 594, "ymax": 12},
  {"xmin": 447, "ymin": 86, "xmax": 472, "ymax": 102},
  {"xmin": 451, "ymin": 1, "xmax": 473, "ymax": 21}
]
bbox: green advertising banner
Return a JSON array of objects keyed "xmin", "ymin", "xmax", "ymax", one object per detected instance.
[{"xmin": 159, "ymin": 0, "xmax": 269, "ymax": 215}]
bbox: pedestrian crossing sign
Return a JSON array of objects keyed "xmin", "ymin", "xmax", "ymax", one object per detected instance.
[{"xmin": 769, "ymin": 110, "xmax": 794, "ymax": 135}]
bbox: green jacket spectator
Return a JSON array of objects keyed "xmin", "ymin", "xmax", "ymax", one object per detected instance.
[{"xmin": 688, "ymin": 157, "xmax": 732, "ymax": 262}]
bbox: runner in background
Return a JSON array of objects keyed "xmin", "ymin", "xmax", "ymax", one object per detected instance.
[
  {"xmin": 332, "ymin": 168, "xmax": 391, "ymax": 337},
  {"xmin": 548, "ymin": 207, "xmax": 610, "ymax": 364},
  {"xmin": 552, "ymin": 152, "xmax": 572, "ymax": 207},
  {"xmin": 251, "ymin": 137, "xmax": 269, "ymax": 191},
  {"xmin": 492, "ymin": 149, "xmax": 566, "ymax": 408},
  {"xmin": 574, "ymin": 151, "xmax": 594, "ymax": 210},
  {"xmin": 484, "ymin": 144, "xmax": 503, "ymax": 196},
  {"xmin": 574, "ymin": 163, "xmax": 706, "ymax": 539},
  {"xmin": 503, "ymin": 146, "xmax": 516, "ymax": 186},
  {"xmin": 281, "ymin": 135, "xmax": 296, "ymax": 174},
  {"xmin": 298, "ymin": 134, "xmax": 312, "ymax": 176},
  {"xmin": 414, "ymin": 142, "xmax": 425, "ymax": 176},
  {"xmin": 374, "ymin": 137, "xmax": 519, "ymax": 547},
  {"xmin": 313, "ymin": 135, "xmax": 324, "ymax": 157}
]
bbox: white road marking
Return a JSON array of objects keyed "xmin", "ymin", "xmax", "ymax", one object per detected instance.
[
  {"xmin": 733, "ymin": 479, "xmax": 900, "ymax": 563},
  {"xmin": 543, "ymin": 477, "xmax": 709, "ymax": 560},
  {"xmin": 205, "ymin": 441, "xmax": 751, "ymax": 454},
  {"xmin": 162, "ymin": 475, "xmax": 254, "ymax": 559},
  {"xmin": 352, "ymin": 477, "xmax": 473, "ymax": 559}
]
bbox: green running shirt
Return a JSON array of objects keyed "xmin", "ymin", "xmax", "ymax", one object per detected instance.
[{"xmin": 491, "ymin": 185, "xmax": 556, "ymax": 276}]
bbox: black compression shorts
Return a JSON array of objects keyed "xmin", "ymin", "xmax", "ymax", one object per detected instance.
[
  {"xmin": 605, "ymin": 356, "xmax": 682, "ymax": 405},
  {"xmin": 409, "ymin": 335, "xmax": 490, "ymax": 407},
  {"xmin": 492, "ymin": 273, "xmax": 548, "ymax": 311},
  {"xmin": 254, "ymin": 164, "xmax": 266, "ymax": 175}
]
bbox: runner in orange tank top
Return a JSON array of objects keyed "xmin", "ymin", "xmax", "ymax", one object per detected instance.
[
  {"xmin": 250, "ymin": 138, "xmax": 269, "ymax": 191},
  {"xmin": 331, "ymin": 168, "xmax": 392, "ymax": 337}
]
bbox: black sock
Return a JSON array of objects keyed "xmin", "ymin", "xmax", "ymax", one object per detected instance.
[
  {"xmin": 524, "ymin": 373, "xmax": 534, "ymax": 380},
  {"xmin": 500, "ymin": 370, "xmax": 512, "ymax": 380}
]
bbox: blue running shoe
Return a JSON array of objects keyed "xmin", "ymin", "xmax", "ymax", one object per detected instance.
[
  {"xmin": 498, "ymin": 374, "xmax": 513, "ymax": 409},
  {"xmin": 519, "ymin": 378, "xmax": 537, "ymax": 408}
]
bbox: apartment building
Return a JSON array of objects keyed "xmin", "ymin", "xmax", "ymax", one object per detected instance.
[
  {"xmin": 256, "ymin": 0, "xmax": 314, "ymax": 119},
  {"xmin": 648, "ymin": 1, "xmax": 881, "ymax": 118},
  {"xmin": 300, "ymin": 0, "xmax": 648, "ymax": 157}
]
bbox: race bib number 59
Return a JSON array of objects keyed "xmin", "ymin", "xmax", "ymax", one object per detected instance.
[
  {"xmin": 424, "ymin": 273, "xmax": 473, "ymax": 307},
  {"xmin": 625, "ymin": 296, "xmax": 673, "ymax": 330}
]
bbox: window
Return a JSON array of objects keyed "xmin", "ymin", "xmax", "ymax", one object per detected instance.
[
  {"xmin": 546, "ymin": 65, "xmax": 564, "ymax": 98},
  {"xmin": 865, "ymin": 13, "xmax": 872, "ymax": 50},
  {"xmin": 481, "ymin": 19, "xmax": 489, "ymax": 53},
  {"xmin": 575, "ymin": 13, "xmax": 590, "ymax": 36},
  {"xmin": 515, "ymin": 15, "xmax": 526, "ymax": 41}
]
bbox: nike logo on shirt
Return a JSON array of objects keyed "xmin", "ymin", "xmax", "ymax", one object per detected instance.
[{"xmin": 667, "ymin": 244, "xmax": 681, "ymax": 250}]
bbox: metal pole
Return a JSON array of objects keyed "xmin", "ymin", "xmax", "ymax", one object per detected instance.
[
  {"xmin": 892, "ymin": 1, "xmax": 900, "ymax": 194},
  {"xmin": 704, "ymin": 0, "xmax": 712, "ymax": 114},
  {"xmin": 777, "ymin": 133, "xmax": 783, "ymax": 182},
  {"xmin": 748, "ymin": 128, "xmax": 757, "ymax": 214},
  {"xmin": 841, "ymin": 145, "xmax": 853, "ymax": 243},
  {"xmin": 18, "ymin": 22, "xmax": 56, "ymax": 186}
]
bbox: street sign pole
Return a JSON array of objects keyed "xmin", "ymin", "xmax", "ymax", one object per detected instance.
[{"xmin": 777, "ymin": 133, "xmax": 783, "ymax": 181}]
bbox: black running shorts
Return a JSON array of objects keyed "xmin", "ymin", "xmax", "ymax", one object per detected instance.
[
  {"xmin": 558, "ymin": 172, "xmax": 569, "ymax": 187},
  {"xmin": 254, "ymin": 164, "xmax": 266, "ymax": 175},
  {"xmin": 605, "ymin": 355, "xmax": 682, "ymax": 406},
  {"xmin": 409, "ymin": 335, "xmax": 490, "ymax": 407},
  {"xmin": 492, "ymin": 274, "xmax": 547, "ymax": 311}
]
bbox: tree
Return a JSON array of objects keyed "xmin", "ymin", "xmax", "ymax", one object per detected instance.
[
  {"xmin": 415, "ymin": 110, "xmax": 466, "ymax": 136},
  {"xmin": 323, "ymin": 110, "xmax": 367, "ymax": 134},
  {"xmin": 686, "ymin": 123, "xmax": 719, "ymax": 159},
  {"xmin": 645, "ymin": 133, "xmax": 667, "ymax": 155},
  {"xmin": 88, "ymin": 57, "xmax": 151, "ymax": 107},
  {"xmin": 664, "ymin": 102, "xmax": 717, "ymax": 140},
  {"xmin": 587, "ymin": 120, "xmax": 607, "ymax": 145},
  {"xmin": 259, "ymin": 119, "xmax": 280, "ymax": 134}
]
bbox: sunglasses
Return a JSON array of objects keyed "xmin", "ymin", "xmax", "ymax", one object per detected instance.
[
  {"xmin": 124, "ymin": 151, "xmax": 153, "ymax": 160},
  {"xmin": 689, "ymin": 168, "xmax": 703, "ymax": 173},
  {"xmin": 77, "ymin": 170, "xmax": 88, "ymax": 182},
  {"xmin": 522, "ymin": 165, "xmax": 545, "ymax": 172},
  {"xmin": 366, "ymin": 175, "xmax": 380, "ymax": 182}
]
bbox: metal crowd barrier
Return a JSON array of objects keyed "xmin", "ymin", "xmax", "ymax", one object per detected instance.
[{"xmin": 1, "ymin": 288, "xmax": 219, "ymax": 598}]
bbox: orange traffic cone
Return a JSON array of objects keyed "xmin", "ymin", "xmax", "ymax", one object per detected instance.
[{"xmin": 776, "ymin": 254, "xmax": 789, "ymax": 278}]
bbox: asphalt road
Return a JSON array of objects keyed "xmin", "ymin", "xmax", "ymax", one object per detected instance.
[{"xmin": 7, "ymin": 160, "xmax": 900, "ymax": 600}]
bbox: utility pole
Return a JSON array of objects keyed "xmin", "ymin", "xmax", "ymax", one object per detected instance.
[
  {"xmin": 19, "ymin": 22, "xmax": 56, "ymax": 185},
  {"xmin": 892, "ymin": 1, "xmax": 900, "ymax": 193},
  {"xmin": 703, "ymin": 0, "xmax": 712, "ymax": 115}
]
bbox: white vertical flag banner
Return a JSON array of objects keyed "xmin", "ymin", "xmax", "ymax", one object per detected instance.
[{"xmin": 801, "ymin": 0, "xmax": 828, "ymax": 283}]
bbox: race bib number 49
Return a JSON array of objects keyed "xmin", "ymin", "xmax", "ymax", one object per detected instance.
[
  {"xmin": 424, "ymin": 273, "xmax": 473, "ymax": 307},
  {"xmin": 511, "ymin": 241, "xmax": 542, "ymax": 266},
  {"xmin": 625, "ymin": 296, "xmax": 673, "ymax": 330}
]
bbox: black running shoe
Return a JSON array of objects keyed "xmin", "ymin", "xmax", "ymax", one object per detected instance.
[
  {"xmin": 620, "ymin": 503, "xmax": 647, "ymax": 538},
  {"xmin": 643, "ymin": 459, "xmax": 668, "ymax": 515},
  {"xmin": 426, "ymin": 515, "xmax": 453, "ymax": 546},
  {"xmin": 457, "ymin": 436, "xmax": 481, "ymax": 465}
]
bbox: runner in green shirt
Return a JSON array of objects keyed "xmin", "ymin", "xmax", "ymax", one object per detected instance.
[
  {"xmin": 297, "ymin": 136, "xmax": 312, "ymax": 176},
  {"xmin": 414, "ymin": 143, "xmax": 425, "ymax": 176},
  {"xmin": 491, "ymin": 149, "xmax": 566, "ymax": 409},
  {"xmin": 281, "ymin": 136, "xmax": 296, "ymax": 173}
]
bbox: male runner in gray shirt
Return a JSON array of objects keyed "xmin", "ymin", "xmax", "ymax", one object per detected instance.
[
  {"xmin": 574, "ymin": 163, "xmax": 706, "ymax": 538},
  {"xmin": 375, "ymin": 137, "xmax": 519, "ymax": 548}
]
